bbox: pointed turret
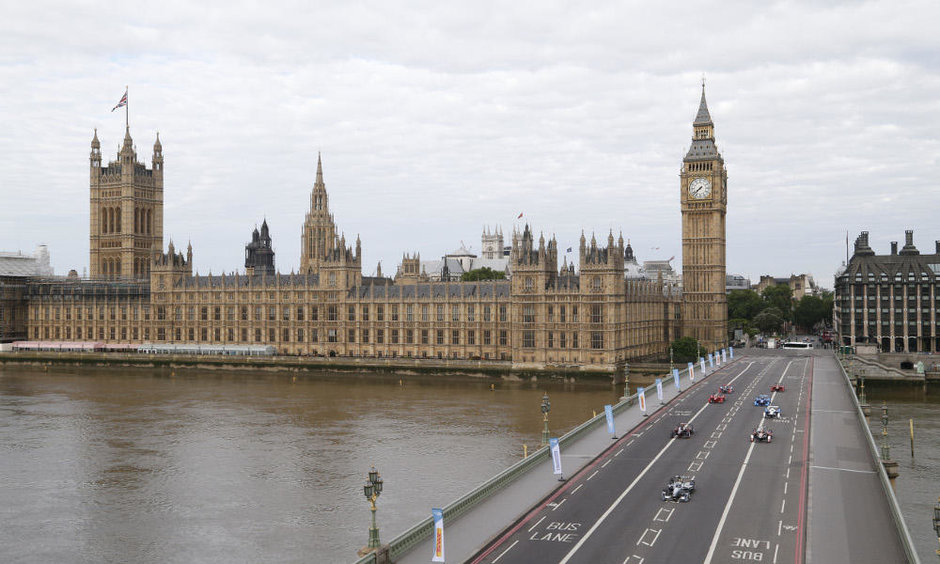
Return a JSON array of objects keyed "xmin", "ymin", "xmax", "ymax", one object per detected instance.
[{"xmin": 694, "ymin": 83, "xmax": 713, "ymax": 126}]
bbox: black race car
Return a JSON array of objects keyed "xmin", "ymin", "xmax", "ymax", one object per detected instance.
[
  {"xmin": 671, "ymin": 422, "xmax": 694, "ymax": 439},
  {"xmin": 750, "ymin": 428, "xmax": 773, "ymax": 443},
  {"xmin": 661, "ymin": 475, "xmax": 695, "ymax": 502},
  {"xmin": 719, "ymin": 385, "xmax": 734, "ymax": 394}
]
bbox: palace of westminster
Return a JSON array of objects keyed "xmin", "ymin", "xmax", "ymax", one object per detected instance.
[{"xmin": 2, "ymin": 90, "xmax": 731, "ymax": 371}]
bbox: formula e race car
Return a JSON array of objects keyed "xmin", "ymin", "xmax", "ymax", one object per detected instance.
[
  {"xmin": 750, "ymin": 428, "xmax": 773, "ymax": 443},
  {"xmin": 708, "ymin": 393, "xmax": 726, "ymax": 404},
  {"xmin": 661, "ymin": 475, "xmax": 696, "ymax": 502},
  {"xmin": 719, "ymin": 385, "xmax": 734, "ymax": 394},
  {"xmin": 771, "ymin": 384, "xmax": 786, "ymax": 392},
  {"xmin": 764, "ymin": 405, "xmax": 782, "ymax": 418},
  {"xmin": 754, "ymin": 394, "xmax": 771, "ymax": 406},
  {"xmin": 671, "ymin": 422, "xmax": 695, "ymax": 439}
]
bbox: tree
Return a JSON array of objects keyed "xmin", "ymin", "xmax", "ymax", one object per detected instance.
[
  {"xmin": 461, "ymin": 267, "xmax": 506, "ymax": 281},
  {"xmin": 761, "ymin": 284, "xmax": 793, "ymax": 321},
  {"xmin": 754, "ymin": 307, "xmax": 785, "ymax": 334},
  {"xmin": 728, "ymin": 289, "xmax": 765, "ymax": 321},
  {"xmin": 793, "ymin": 293, "xmax": 834, "ymax": 331},
  {"xmin": 670, "ymin": 336, "xmax": 701, "ymax": 363}
]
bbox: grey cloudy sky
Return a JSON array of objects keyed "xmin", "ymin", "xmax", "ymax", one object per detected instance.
[{"xmin": 2, "ymin": 0, "xmax": 939, "ymax": 288}]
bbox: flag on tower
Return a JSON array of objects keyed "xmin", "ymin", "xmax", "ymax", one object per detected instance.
[
  {"xmin": 517, "ymin": 212, "xmax": 523, "ymax": 219},
  {"xmin": 112, "ymin": 89, "xmax": 128, "ymax": 112}
]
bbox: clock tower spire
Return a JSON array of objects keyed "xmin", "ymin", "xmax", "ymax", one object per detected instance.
[{"xmin": 680, "ymin": 84, "xmax": 728, "ymax": 351}]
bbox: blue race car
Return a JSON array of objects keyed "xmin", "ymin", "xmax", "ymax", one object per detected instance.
[{"xmin": 754, "ymin": 394, "xmax": 771, "ymax": 406}]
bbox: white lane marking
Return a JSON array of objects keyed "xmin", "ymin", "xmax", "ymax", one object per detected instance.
[
  {"xmin": 810, "ymin": 465, "xmax": 876, "ymax": 474},
  {"xmin": 716, "ymin": 423, "xmax": 727, "ymax": 431},
  {"xmin": 636, "ymin": 527, "xmax": 662, "ymax": 547},
  {"xmin": 704, "ymin": 440, "xmax": 717, "ymax": 449},
  {"xmin": 773, "ymin": 543, "xmax": 779, "ymax": 563},
  {"xmin": 711, "ymin": 431, "xmax": 722, "ymax": 439},
  {"xmin": 790, "ymin": 443, "xmax": 794, "ymax": 453},
  {"xmin": 558, "ymin": 400, "xmax": 713, "ymax": 564},
  {"xmin": 602, "ymin": 459, "xmax": 612, "ymax": 468},
  {"xmin": 811, "ymin": 409, "xmax": 855, "ymax": 414},
  {"xmin": 616, "ymin": 448, "xmax": 624, "ymax": 456},
  {"xmin": 552, "ymin": 498, "xmax": 567, "ymax": 511},
  {"xmin": 784, "ymin": 482, "xmax": 788, "ymax": 495},
  {"xmin": 491, "ymin": 539, "xmax": 518, "ymax": 563},
  {"xmin": 653, "ymin": 507, "xmax": 674, "ymax": 522},
  {"xmin": 780, "ymin": 498, "xmax": 786, "ymax": 513},
  {"xmin": 786, "ymin": 467, "xmax": 790, "ymax": 479},
  {"xmin": 688, "ymin": 461, "xmax": 703, "ymax": 473},
  {"xmin": 777, "ymin": 520, "xmax": 782, "ymax": 536},
  {"xmin": 572, "ymin": 483, "xmax": 584, "ymax": 494},
  {"xmin": 527, "ymin": 516, "xmax": 546, "ymax": 533},
  {"xmin": 627, "ymin": 440, "xmax": 634, "ymax": 446},
  {"xmin": 696, "ymin": 450, "xmax": 710, "ymax": 460},
  {"xmin": 788, "ymin": 455, "xmax": 792, "ymax": 465},
  {"xmin": 587, "ymin": 470, "xmax": 599, "ymax": 481},
  {"xmin": 623, "ymin": 556, "xmax": 644, "ymax": 564}
]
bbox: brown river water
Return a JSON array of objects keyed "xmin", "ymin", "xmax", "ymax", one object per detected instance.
[{"xmin": 0, "ymin": 365, "xmax": 631, "ymax": 564}]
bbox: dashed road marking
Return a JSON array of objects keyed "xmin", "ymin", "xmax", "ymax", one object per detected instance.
[
  {"xmin": 572, "ymin": 484, "xmax": 584, "ymax": 494},
  {"xmin": 602, "ymin": 459, "xmax": 611, "ymax": 468},
  {"xmin": 615, "ymin": 448, "xmax": 624, "ymax": 456},
  {"xmin": 553, "ymin": 498, "xmax": 567, "ymax": 511},
  {"xmin": 587, "ymin": 470, "xmax": 599, "ymax": 481},
  {"xmin": 491, "ymin": 540, "xmax": 518, "ymax": 563},
  {"xmin": 636, "ymin": 528, "xmax": 661, "ymax": 547},
  {"xmin": 528, "ymin": 516, "xmax": 546, "ymax": 533},
  {"xmin": 653, "ymin": 507, "xmax": 675, "ymax": 523},
  {"xmin": 704, "ymin": 440, "xmax": 717, "ymax": 449},
  {"xmin": 780, "ymin": 498, "xmax": 786, "ymax": 513},
  {"xmin": 688, "ymin": 461, "xmax": 703, "ymax": 473}
]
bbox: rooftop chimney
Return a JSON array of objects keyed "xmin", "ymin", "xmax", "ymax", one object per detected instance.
[
  {"xmin": 936, "ymin": 240, "xmax": 940, "ymax": 255},
  {"xmin": 890, "ymin": 241, "xmax": 898, "ymax": 255},
  {"xmin": 899, "ymin": 229, "xmax": 919, "ymax": 256}
]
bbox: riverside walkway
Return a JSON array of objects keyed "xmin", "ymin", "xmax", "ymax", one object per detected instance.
[{"xmin": 360, "ymin": 349, "xmax": 916, "ymax": 564}]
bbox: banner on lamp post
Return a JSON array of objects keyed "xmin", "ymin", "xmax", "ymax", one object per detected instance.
[
  {"xmin": 687, "ymin": 362, "xmax": 694, "ymax": 380},
  {"xmin": 700, "ymin": 357, "xmax": 706, "ymax": 374},
  {"xmin": 656, "ymin": 378, "xmax": 663, "ymax": 404},
  {"xmin": 431, "ymin": 508, "xmax": 445, "ymax": 563},
  {"xmin": 604, "ymin": 404, "xmax": 616, "ymax": 438},
  {"xmin": 729, "ymin": 346, "xmax": 734, "ymax": 359},
  {"xmin": 722, "ymin": 349, "xmax": 727, "ymax": 363},
  {"xmin": 708, "ymin": 353, "xmax": 714, "ymax": 367},
  {"xmin": 638, "ymin": 387, "xmax": 647, "ymax": 415},
  {"xmin": 549, "ymin": 438, "xmax": 564, "ymax": 480},
  {"xmin": 673, "ymin": 369, "xmax": 681, "ymax": 391}
]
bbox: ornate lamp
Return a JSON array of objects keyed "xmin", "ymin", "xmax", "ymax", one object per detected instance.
[
  {"xmin": 362, "ymin": 466, "xmax": 383, "ymax": 550},
  {"xmin": 540, "ymin": 393, "xmax": 551, "ymax": 447}
]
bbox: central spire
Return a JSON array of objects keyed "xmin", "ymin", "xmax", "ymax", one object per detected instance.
[{"xmin": 694, "ymin": 83, "xmax": 713, "ymax": 126}]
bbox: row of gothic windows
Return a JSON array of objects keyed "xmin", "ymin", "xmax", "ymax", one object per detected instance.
[{"xmin": 99, "ymin": 207, "xmax": 153, "ymax": 235}]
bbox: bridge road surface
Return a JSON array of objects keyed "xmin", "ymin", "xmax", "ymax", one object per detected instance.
[{"xmin": 470, "ymin": 355, "xmax": 811, "ymax": 564}]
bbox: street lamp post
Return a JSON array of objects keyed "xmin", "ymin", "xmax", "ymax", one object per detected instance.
[
  {"xmin": 362, "ymin": 466, "xmax": 384, "ymax": 550},
  {"xmin": 932, "ymin": 496, "xmax": 940, "ymax": 562},
  {"xmin": 881, "ymin": 401, "xmax": 890, "ymax": 461},
  {"xmin": 540, "ymin": 393, "xmax": 551, "ymax": 448},
  {"xmin": 669, "ymin": 345, "xmax": 675, "ymax": 376}
]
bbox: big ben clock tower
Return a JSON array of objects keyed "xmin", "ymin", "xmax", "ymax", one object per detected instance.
[{"xmin": 681, "ymin": 84, "xmax": 728, "ymax": 351}]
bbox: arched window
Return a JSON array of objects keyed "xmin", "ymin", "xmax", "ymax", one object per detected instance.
[
  {"xmin": 115, "ymin": 258, "xmax": 121, "ymax": 277},
  {"xmin": 107, "ymin": 208, "xmax": 114, "ymax": 233},
  {"xmin": 134, "ymin": 208, "xmax": 139, "ymax": 234},
  {"xmin": 147, "ymin": 209, "xmax": 152, "ymax": 234},
  {"xmin": 101, "ymin": 208, "xmax": 107, "ymax": 233},
  {"xmin": 116, "ymin": 209, "xmax": 121, "ymax": 233}
]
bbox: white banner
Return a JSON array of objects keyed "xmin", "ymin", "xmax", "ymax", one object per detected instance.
[
  {"xmin": 673, "ymin": 369, "xmax": 681, "ymax": 391},
  {"xmin": 604, "ymin": 404, "xmax": 615, "ymax": 436},
  {"xmin": 708, "ymin": 353, "xmax": 714, "ymax": 367},
  {"xmin": 549, "ymin": 438, "xmax": 563, "ymax": 477},
  {"xmin": 722, "ymin": 349, "xmax": 727, "ymax": 363},
  {"xmin": 638, "ymin": 387, "xmax": 647, "ymax": 413},
  {"xmin": 729, "ymin": 346, "xmax": 734, "ymax": 359},
  {"xmin": 656, "ymin": 378, "xmax": 663, "ymax": 403},
  {"xmin": 432, "ymin": 508, "xmax": 445, "ymax": 562},
  {"xmin": 687, "ymin": 362, "xmax": 694, "ymax": 380},
  {"xmin": 700, "ymin": 357, "xmax": 706, "ymax": 373}
]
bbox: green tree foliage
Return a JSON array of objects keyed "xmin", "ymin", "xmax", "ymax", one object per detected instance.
[
  {"xmin": 761, "ymin": 284, "xmax": 793, "ymax": 321},
  {"xmin": 793, "ymin": 293, "xmax": 834, "ymax": 330},
  {"xmin": 670, "ymin": 336, "xmax": 701, "ymax": 363},
  {"xmin": 461, "ymin": 267, "xmax": 506, "ymax": 281},
  {"xmin": 754, "ymin": 307, "xmax": 785, "ymax": 334},
  {"xmin": 728, "ymin": 289, "xmax": 765, "ymax": 320}
]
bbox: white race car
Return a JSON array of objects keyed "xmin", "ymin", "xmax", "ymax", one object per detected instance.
[
  {"xmin": 661, "ymin": 475, "xmax": 696, "ymax": 502},
  {"xmin": 764, "ymin": 405, "xmax": 782, "ymax": 418}
]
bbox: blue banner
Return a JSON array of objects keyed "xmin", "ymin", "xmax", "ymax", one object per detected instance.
[
  {"xmin": 638, "ymin": 387, "xmax": 647, "ymax": 413},
  {"xmin": 700, "ymin": 357, "xmax": 706, "ymax": 373},
  {"xmin": 549, "ymin": 438, "xmax": 563, "ymax": 476},
  {"xmin": 722, "ymin": 349, "xmax": 727, "ymax": 363},
  {"xmin": 431, "ymin": 508, "xmax": 445, "ymax": 562},
  {"xmin": 673, "ymin": 369, "xmax": 681, "ymax": 390},
  {"xmin": 604, "ymin": 404, "xmax": 615, "ymax": 436},
  {"xmin": 656, "ymin": 378, "xmax": 663, "ymax": 403},
  {"xmin": 708, "ymin": 353, "xmax": 714, "ymax": 367},
  {"xmin": 730, "ymin": 346, "xmax": 734, "ymax": 359}
]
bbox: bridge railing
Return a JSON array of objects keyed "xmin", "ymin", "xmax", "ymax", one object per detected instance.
[
  {"xmin": 374, "ymin": 366, "xmax": 694, "ymax": 563},
  {"xmin": 836, "ymin": 356, "xmax": 920, "ymax": 563}
]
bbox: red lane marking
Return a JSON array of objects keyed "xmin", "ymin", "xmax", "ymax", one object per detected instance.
[
  {"xmin": 468, "ymin": 361, "xmax": 729, "ymax": 563},
  {"xmin": 794, "ymin": 357, "xmax": 813, "ymax": 564}
]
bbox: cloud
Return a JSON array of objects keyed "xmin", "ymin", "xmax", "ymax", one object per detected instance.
[{"xmin": 2, "ymin": 0, "xmax": 939, "ymax": 286}]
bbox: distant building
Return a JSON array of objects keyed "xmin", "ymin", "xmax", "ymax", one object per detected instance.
[
  {"xmin": 754, "ymin": 273, "xmax": 817, "ymax": 300},
  {"xmin": 421, "ymin": 230, "xmax": 512, "ymax": 282},
  {"xmin": 726, "ymin": 274, "xmax": 751, "ymax": 293},
  {"xmin": 834, "ymin": 230, "xmax": 939, "ymax": 352},
  {"xmin": 644, "ymin": 259, "xmax": 680, "ymax": 286},
  {"xmin": 0, "ymin": 245, "xmax": 53, "ymax": 342}
]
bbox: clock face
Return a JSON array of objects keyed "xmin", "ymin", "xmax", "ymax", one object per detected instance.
[{"xmin": 689, "ymin": 177, "xmax": 712, "ymax": 199}]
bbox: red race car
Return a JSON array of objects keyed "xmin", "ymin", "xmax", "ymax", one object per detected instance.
[
  {"xmin": 771, "ymin": 384, "xmax": 785, "ymax": 392},
  {"xmin": 708, "ymin": 393, "xmax": 726, "ymax": 404}
]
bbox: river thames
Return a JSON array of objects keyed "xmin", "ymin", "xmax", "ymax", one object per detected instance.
[
  {"xmin": 2, "ymin": 364, "xmax": 935, "ymax": 563},
  {"xmin": 0, "ymin": 365, "xmax": 629, "ymax": 563}
]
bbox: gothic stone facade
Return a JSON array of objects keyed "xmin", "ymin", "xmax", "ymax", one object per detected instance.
[{"xmin": 24, "ymin": 94, "xmax": 733, "ymax": 370}]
